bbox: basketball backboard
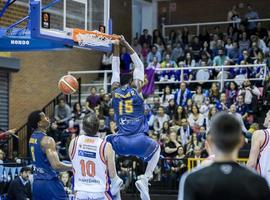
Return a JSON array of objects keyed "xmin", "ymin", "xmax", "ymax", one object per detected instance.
[
  {"xmin": 40, "ymin": 0, "xmax": 110, "ymax": 34},
  {"xmin": 0, "ymin": 0, "xmax": 112, "ymax": 52}
]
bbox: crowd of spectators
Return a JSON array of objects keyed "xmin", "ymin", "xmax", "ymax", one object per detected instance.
[{"xmin": 1, "ymin": 3, "xmax": 270, "ymax": 196}]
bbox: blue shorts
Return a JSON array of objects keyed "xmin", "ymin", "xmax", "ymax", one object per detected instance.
[
  {"xmin": 33, "ymin": 178, "xmax": 68, "ymax": 200},
  {"xmin": 106, "ymin": 132, "xmax": 159, "ymax": 162}
]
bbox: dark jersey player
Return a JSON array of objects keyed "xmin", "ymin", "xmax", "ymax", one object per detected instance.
[
  {"xmin": 106, "ymin": 37, "xmax": 160, "ymax": 200},
  {"xmin": 179, "ymin": 112, "xmax": 270, "ymax": 200},
  {"xmin": 28, "ymin": 111, "xmax": 72, "ymax": 200}
]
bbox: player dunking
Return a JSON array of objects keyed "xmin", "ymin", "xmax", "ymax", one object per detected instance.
[
  {"xmin": 247, "ymin": 113, "xmax": 270, "ymax": 186},
  {"xmin": 28, "ymin": 111, "xmax": 72, "ymax": 200},
  {"xmin": 106, "ymin": 37, "xmax": 161, "ymax": 200},
  {"xmin": 69, "ymin": 113, "xmax": 123, "ymax": 200}
]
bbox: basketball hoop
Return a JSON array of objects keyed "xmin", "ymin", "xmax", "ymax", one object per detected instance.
[{"xmin": 73, "ymin": 29, "xmax": 120, "ymax": 48}]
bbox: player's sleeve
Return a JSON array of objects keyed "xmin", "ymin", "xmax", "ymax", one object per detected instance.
[
  {"xmin": 131, "ymin": 53, "xmax": 144, "ymax": 82},
  {"xmin": 111, "ymin": 56, "xmax": 120, "ymax": 90},
  {"xmin": 178, "ymin": 172, "xmax": 196, "ymax": 200}
]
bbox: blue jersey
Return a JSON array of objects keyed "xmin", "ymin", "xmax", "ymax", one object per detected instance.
[
  {"xmin": 29, "ymin": 131, "xmax": 58, "ymax": 180},
  {"xmin": 112, "ymin": 86, "xmax": 148, "ymax": 135}
]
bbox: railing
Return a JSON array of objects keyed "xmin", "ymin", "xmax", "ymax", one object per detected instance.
[
  {"xmin": 162, "ymin": 18, "xmax": 270, "ymax": 37},
  {"xmin": 187, "ymin": 158, "xmax": 248, "ymax": 171},
  {"xmin": 68, "ymin": 64, "xmax": 267, "ymax": 96}
]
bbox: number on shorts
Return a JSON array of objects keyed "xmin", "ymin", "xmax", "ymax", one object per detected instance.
[
  {"xmin": 119, "ymin": 99, "xmax": 133, "ymax": 115},
  {"xmin": 80, "ymin": 160, "xmax": 96, "ymax": 177}
]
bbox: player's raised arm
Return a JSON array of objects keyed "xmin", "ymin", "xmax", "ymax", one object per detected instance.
[
  {"xmin": 42, "ymin": 136, "xmax": 72, "ymax": 172},
  {"xmin": 111, "ymin": 39, "xmax": 121, "ymax": 91},
  {"xmin": 247, "ymin": 130, "xmax": 264, "ymax": 169},
  {"xmin": 120, "ymin": 36, "xmax": 144, "ymax": 92}
]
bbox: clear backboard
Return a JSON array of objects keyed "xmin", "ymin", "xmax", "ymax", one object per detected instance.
[{"xmin": 40, "ymin": 0, "xmax": 110, "ymax": 33}]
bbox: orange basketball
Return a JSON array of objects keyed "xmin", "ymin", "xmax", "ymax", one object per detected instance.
[{"xmin": 58, "ymin": 75, "xmax": 79, "ymax": 94}]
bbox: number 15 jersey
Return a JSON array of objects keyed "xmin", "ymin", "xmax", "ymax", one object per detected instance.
[
  {"xmin": 71, "ymin": 135, "xmax": 110, "ymax": 193},
  {"xmin": 112, "ymin": 86, "xmax": 149, "ymax": 135}
]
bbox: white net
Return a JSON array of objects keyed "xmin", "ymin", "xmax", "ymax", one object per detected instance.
[{"xmin": 76, "ymin": 31, "xmax": 113, "ymax": 47}]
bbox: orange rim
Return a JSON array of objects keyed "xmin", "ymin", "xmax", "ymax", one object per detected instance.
[{"xmin": 73, "ymin": 28, "xmax": 120, "ymax": 42}]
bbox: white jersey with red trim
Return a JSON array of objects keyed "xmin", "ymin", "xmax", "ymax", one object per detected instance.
[
  {"xmin": 257, "ymin": 129, "xmax": 270, "ymax": 186},
  {"xmin": 71, "ymin": 135, "xmax": 109, "ymax": 193}
]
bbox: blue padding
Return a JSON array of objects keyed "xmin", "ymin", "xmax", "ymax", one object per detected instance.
[{"xmin": 0, "ymin": 34, "xmax": 73, "ymax": 51}]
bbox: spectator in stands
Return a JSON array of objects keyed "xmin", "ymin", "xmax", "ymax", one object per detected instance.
[
  {"xmin": 178, "ymin": 118, "xmax": 191, "ymax": 146},
  {"xmin": 227, "ymin": 26, "xmax": 238, "ymax": 42},
  {"xmin": 139, "ymin": 29, "xmax": 152, "ymax": 46},
  {"xmin": 238, "ymin": 80, "xmax": 261, "ymax": 111},
  {"xmin": 226, "ymin": 81, "xmax": 238, "ymax": 106},
  {"xmin": 153, "ymin": 107, "xmax": 170, "ymax": 133},
  {"xmin": 105, "ymin": 107, "xmax": 116, "ymax": 127},
  {"xmin": 168, "ymin": 146, "xmax": 187, "ymax": 189},
  {"xmin": 160, "ymin": 121, "xmax": 170, "ymax": 136},
  {"xmin": 120, "ymin": 46, "xmax": 132, "ymax": 72},
  {"xmin": 161, "ymin": 85, "xmax": 174, "ymax": 107},
  {"xmin": 216, "ymin": 93, "xmax": 229, "ymax": 111},
  {"xmin": 235, "ymin": 95, "xmax": 248, "ymax": 119},
  {"xmin": 147, "ymin": 56, "xmax": 160, "ymax": 70},
  {"xmin": 100, "ymin": 52, "xmax": 112, "ymax": 73},
  {"xmin": 108, "ymin": 121, "xmax": 117, "ymax": 135},
  {"xmin": 132, "ymin": 38, "xmax": 142, "ymax": 56},
  {"xmin": 154, "ymin": 37, "xmax": 165, "ymax": 53},
  {"xmin": 98, "ymin": 118, "xmax": 110, "ymax": 139},
  {"xmin": 7, "ymin": 166, "xmax": 32, "ymax": 200},
  {"xmin": 166, "ymin": 98, "xmax": 177, "ymax": 120},
  {"xmin": 173, "ymin": 106, "xmax": 187, "ymax": 126},
  {"xmin": 199, "ymin": 27, "xmax": 210, "ymax": 43},
  {"xmin": 192, "ymin": 85, "xmax": 205, "ymax": 106},
  {"xmin": 99, "ymin": 93, "xmax": 110, "ymax": 117},
  {"xmin": 60, "ymin": 172, "xmax": 72, "ymax": 196},
  {"xmin": 228, "ymin": 41, "xmax": 240, "ymax": 62},
  {"xmin": 185, "ymin": 99, "xmax": 193, "ymax": 114},
  {"xmin": 164, "ymin": 131, "xmax": 182, "ymax": 158},
  {"xmin": 147, "ymin": 45, "xmax": 161, "ymax": 65},
  {"xmin": 213, "ymin": 48, "xmax": 229, "ymax": 66},
  {"xmin": 151, "ymin": 95, "xmax": 161, "ymax": 115},
  {"xmin": 255, "ymin": 22, "xmax": 268, "ymax": 40},
  {"xmin": 239, "ymin": 32, "xmax": 250, "ymax": 53},
  {"xmin": 229, "ymin": 104, "xmax": 248, "ymax": 133},
  {"xmin": 209, "ymin": 83, "xmax": 220, "ymax": 104},
  {"xmin": 174, "ymin": 82, "xmax": 192, "ymax": 107},
  {"xmin": 251, "ymin": 34, "xmax": 267, "ymax": 54},
  {"xmin": 190, "ymin": 36, "xmax": 201, "ymax": 60},
  {"xmin": 200, "ymin": 41, "xmax": 213, "ymax": 61},
  {"xmin": 183, "ymin": 52, "xmax": 196, "ymax": 68},
  {"xmin": 206, "ymin": 106, "xmax": 217, "ymax": 131},
  {"xmin": 171, "ymin": 42, "xmax": 184, "ymax": 62},
  {"xmin": 152, "ymin": 29, "xmax": 165, "ymax": 46},
  {"xmin": 161, "ymin": 54, "xmax": 178, "ymax": 69},
  {"xmin": 54, "ymin": 98, "xmax": 72, "ymax": 128},
  {"xmin": 85, "ymin": 87, "xmax": 100, "ymax": 113},
  {"xmin": 168, "ymin": 30, "xmax": 177, "ymax": 45},
  {"xmin": 182, "ymin": 27, "xmax": 189, "ymax": 45},
  {"xmin": 141, "ymin": 42, "xmax": 149, "ymax": 64},
  {"xmin": 253, "ymin": 50, "xmax": 267, "ymax": 79},
  {"xmin": 227, "ymin": 5, "xmax": 238, "ymax": 21},
  {"xmin": 245, "ymin": 4, "xmax": 259, "ymax": 31},
  {"xmin": 144, "ymin": 104, "xmax": 155, "ymax": 128},
  {"xmin": 187, "ymin": 105, "xmax": 204, "ymax": 132},
  {"xmin": 69, "ymin": 102, "xmax": 84, "ymax": 132}
]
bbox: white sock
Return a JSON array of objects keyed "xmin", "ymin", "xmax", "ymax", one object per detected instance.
[{"xmin": 144, "ymin": 146, "xmax": 161, "ymax": 180}]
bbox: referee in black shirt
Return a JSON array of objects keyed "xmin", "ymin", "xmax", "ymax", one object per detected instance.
[{"xmin": 178, "ymin": 112, "xmax": 270, "ymax": 200}]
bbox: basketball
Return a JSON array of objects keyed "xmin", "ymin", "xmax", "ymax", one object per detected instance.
[{"xmin": 58, "ymin": 75, "xmax": 79, "ymax": 94}]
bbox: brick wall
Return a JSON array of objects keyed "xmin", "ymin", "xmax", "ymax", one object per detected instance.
[
  {"xmin": 9, "ymin": 50, "xmax": 102, "ymax": 129},
  {"xmin": 158, "ymin": 0, "xmax": 270, "ymax": 31}
]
